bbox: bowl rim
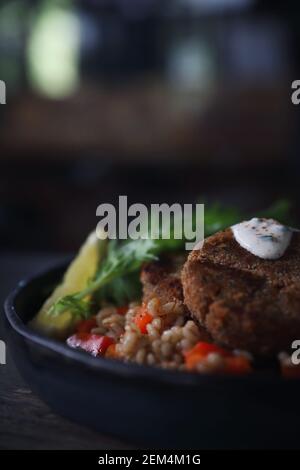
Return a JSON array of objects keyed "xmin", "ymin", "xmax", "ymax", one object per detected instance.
[{"xmin": 3, "ymin": 261, "xmax": 295, "ymax": 388}]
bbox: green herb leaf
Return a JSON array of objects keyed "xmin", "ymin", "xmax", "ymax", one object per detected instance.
[
  {"xmin": 96, "ymin": 272, "xmax": 142, "ymax": 306},
  {"xmin": 48, "ymin": 295, "xmax": 90, "ymax": 319}
]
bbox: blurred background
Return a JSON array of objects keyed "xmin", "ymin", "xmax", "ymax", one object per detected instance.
[{"xmin": 0, "ymin": 0, "xmax": 298, "ymax": 253}]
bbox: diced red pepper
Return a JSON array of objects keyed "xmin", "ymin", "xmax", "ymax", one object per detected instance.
[
  {"xmin": 184, "ymin": 341, "xmax": 252, "ymax": 374},
  {"xmin": 76, "ymin": 316, "xmax": 97, "ymax": 334},
  {"xmin": 224, "ymin": 356, "xmax": 252, "ymax": 375},
  {"xmin": 184, "ymin": 341, "xmax": 229, "ymax": 369},
  {"xmin": 67, "ymin": 333, "xmax": 114, "ymax": 357},
  {"xmin": 191, "ymin": 342, "xmax": 230, "ymax": 357},
  {"xmin": 117, "ymin": 306, "xmax": 128, "ymax": 315},
  {"xmin": 134, "ymin": 306, "xmax": 153, "ymax": 334},
  {"xmin": 105, "ymin": 343, "xmax": 118, "ymax": 359}
]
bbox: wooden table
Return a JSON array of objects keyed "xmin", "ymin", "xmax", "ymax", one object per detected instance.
[{"xmin": 0, "ymin": 253, "xmax": 134, "ymax": 450}]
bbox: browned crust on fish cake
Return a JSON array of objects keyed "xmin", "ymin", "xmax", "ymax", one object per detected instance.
[
  {"xmin": 141, "ymin": 254, "xmax": 187, "ymax": 306},
  {"xmin": 141, "ymin": 254, "xmax": 211, "ymax": 342},
  {"xmin": 182, "ymin": 228, "xmax": 300, "ymax": 355}
]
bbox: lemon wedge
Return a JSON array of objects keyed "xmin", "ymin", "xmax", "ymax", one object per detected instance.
[{"xmin": 31, "ymin": 231, "xmax": 107, "ymax": 338}]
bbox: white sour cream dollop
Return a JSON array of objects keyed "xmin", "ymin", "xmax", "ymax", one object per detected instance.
[{"xmin": 231, "ymin": 218, "xmax": 293, "ymax": 260}]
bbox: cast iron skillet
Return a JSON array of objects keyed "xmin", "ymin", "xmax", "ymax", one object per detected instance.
[{"xmin": 4, "ymin": 262, "xmax": 300, "ymax": 449}]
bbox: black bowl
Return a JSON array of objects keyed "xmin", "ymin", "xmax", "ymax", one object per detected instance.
[{"xmin": 4, "ymin": 263, "xmax": 300, "ymax": 449}]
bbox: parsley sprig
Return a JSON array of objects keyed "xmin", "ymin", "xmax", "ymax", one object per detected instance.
[{"xmin": 49, "ymin": 238, "xmax": 160, "ymax": 317}]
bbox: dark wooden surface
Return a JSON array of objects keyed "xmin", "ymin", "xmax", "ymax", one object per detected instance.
[{"xmin": 0, "ymin": 253, "xmax": 135, "ymax": 450}]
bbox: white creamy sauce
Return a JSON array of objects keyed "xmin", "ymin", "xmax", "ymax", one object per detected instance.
[{"xmin": 231, "ymin": 218, "xmax": 293, "ymax": 260}]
